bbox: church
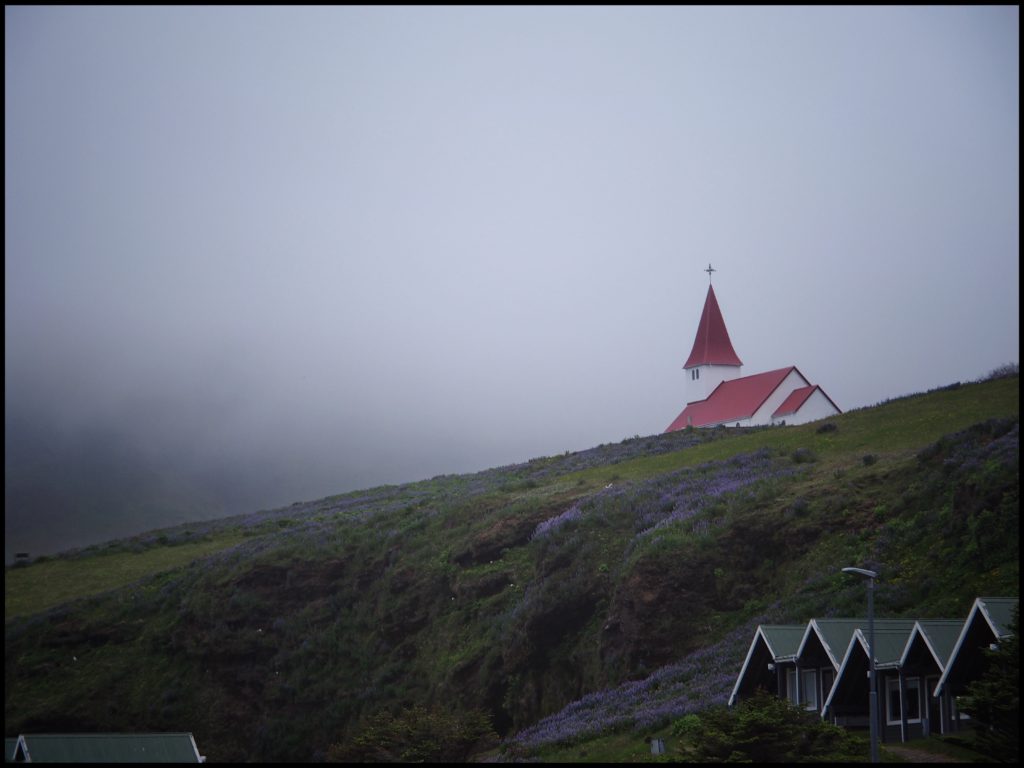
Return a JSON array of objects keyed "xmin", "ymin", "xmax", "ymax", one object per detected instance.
[{"xmin": 665, "ymin": 267, "xmax": 841, "ymax": 431}]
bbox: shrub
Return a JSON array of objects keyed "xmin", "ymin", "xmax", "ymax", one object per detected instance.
[
  {"xmin": 791, "ymin": 448, "xmax": 817, "ymax": 464},
  {"xmin": 326, "ymin": 705, "xmax": 497, "ymax": 762},
  {"xmin": 816, "ymin": 422, "xmax": 838, "ymax": 434},
  {"xmin": 787, "ymin": 497, "xmax": 810, "ymax": 518},
  {"xmin": 982, "ymin": 362, "xmax": 1018, "ymax": 381},
  {"xmin": 862, "ymin": 454, "xmax": 877, "ymax": 466},
  {"xmin": 672, "ymin": 690, "xmax": 861, "ymax": 762}
]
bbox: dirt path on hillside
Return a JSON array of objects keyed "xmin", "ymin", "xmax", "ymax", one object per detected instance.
[{"xmin": 884, "ymin": 745, "xmax": 960, "ymax": 763}]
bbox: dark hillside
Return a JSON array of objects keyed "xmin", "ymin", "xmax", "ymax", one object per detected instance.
[{"xmin": 4, "ymin": 375, "xmax": 1019, "ymax": 762}]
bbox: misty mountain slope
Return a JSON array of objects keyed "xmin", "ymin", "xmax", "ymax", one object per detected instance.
[
  {"xmin": 3, "ymin": 413, "xmax": 324, "ymax": 563},
  {"xmin": 4, "ymin": 375, "xmax": 1019, "ymax": 762}
]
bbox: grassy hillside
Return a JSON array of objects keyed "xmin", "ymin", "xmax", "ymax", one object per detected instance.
[{"xmin": 4, "ymin": 374, "xmax": 1019, "ymax": 762}]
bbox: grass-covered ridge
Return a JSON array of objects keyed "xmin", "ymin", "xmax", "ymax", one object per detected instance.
[{"xmin": 4, "ymin": 374, "xmax": 1019, "ymax": 762}]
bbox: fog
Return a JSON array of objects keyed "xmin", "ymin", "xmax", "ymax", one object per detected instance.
[{"xmin": 5, "ymin": 6, "xmax": 1019, "ymax": 560}]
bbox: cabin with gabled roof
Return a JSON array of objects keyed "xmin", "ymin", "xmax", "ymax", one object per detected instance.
[
  {"xmin": 730, "ymin": 598, "xmax": 1017, "ymax": 745},
  {"xmin": 822, "ymin": 622, "xmax": 945, "ymax": 742},
  {"xmin": 728, "ymin": 624, "xmax": 805, "ymax": 707},
  {"xmin": 793, "ymin": 619, "xmax": 916, "ymax": 716},
  {"xmin": 900, "ymin": 620, "xmax": 963, "ymax": 738},
  {"xmin": 933, "ymin": 597, "xmax": 1019, "ymax": 735}
]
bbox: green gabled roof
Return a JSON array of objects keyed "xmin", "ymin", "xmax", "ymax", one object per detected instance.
[
  {"xmin": 863, "ymin": 626, "xmax": 916, "ymax": 666},
  {"xmin": 6, "ymin": 738, "xmax": 18, "ymax": 762},
  {"xmin": 804, "ymin": 619, "xmax": 916, "ymax": 667},
  {"xmin": 803, "ymin": 620, "xmax": 863, "ymax": 665},
  {"xmin": 760, "ymin": 625, "xmax": 806, "ymax": 659},
  {"xmin": 15, "ymin": 733, "xmax": 203, "ymax": 763},
  {"xmin": 978, "ymin": 597, "xmax": 1019, "ymax": 637},
  {"xmin": 908, "ymin": 620, "xmax": 965, "ymax": 668}
]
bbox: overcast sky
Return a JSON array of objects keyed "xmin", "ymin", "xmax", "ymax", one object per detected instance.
[{"xmin": 6, "ymin": 6, "xmax": 1019, "ymax": 512}]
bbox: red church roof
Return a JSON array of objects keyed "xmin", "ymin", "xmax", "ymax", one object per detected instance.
[
  {"xmin": 772, "ymin": 384, "xmax": 842, "ymax": 418},
  {"xmin": 665, "ymin": 367, "xmax": 806, "ymax": 431},
  {"xmin": 684, "ymin": 284, "xmax": 743, "ymax": 369},
  {"xmin": 772, "ymin": 385, "xmax": 817, "ymax": 418}
]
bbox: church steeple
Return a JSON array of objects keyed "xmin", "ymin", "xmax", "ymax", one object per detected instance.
[
  {"xmin": 684, "ymin": 283, "xmax": 743, "ymax": 369},
  {"xmin": 683, "ymin": 270, "xmax": 742, "ymax": 403}
]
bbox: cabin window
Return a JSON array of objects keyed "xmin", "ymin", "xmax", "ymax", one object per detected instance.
[
  {"xmin": 786, "ymin": 669, "xmax": 798, "ymax": 704},
  {"xmin": 887, "ymin": 677, "xmax": 922, "ymax": 724},
  {"xmin": 801, "ymin": 669, "xmax": 818, "ymax": 711}
]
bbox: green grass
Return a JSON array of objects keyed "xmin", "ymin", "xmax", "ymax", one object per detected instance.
[
  {"xmin": 4, "ymin": 532, "xmax": 249, "ymax": 620},
  {"xmin": 882, "ymin": 732, "xmax": 999, "ymax": 763},
  {"xmin": 523, "ymin": 725, "xmax": 676, "ymax": 762},
  {"xmin": 561, "ymin": 376, "xmax": 1019, "ymax": 489}
]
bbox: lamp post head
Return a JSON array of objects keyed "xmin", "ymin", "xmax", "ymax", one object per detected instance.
[{"xmin": 842, "ymin": 566, "xmax": 878, "ymax": 580}]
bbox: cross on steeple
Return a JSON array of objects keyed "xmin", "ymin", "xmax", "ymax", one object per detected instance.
[{"xmin": 705, "ymin": 263, "xmax": 716, "ymax": 282}]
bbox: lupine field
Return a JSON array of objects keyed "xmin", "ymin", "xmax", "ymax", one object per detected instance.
[{"xmin": 4, "ymin": 372, "xmax": 1019, "ymax": 762}]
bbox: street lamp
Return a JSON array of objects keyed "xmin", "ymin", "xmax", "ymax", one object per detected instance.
[{"xmin": 843, "ymin": 566, "xmax": 879, "ymax": 763}]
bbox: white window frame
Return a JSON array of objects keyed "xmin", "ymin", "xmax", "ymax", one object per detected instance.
[
  {"xmin": 801, "ymin": 669, "xmax": 818, "ymax": 711},
  {"xmin": 886, "ymin": 676, "xmax": 922, "ymax": 725}
]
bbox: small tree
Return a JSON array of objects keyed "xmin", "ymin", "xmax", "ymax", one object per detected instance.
[
  {"xmin": 326, "ymin": 704, "xmax": 497, "ymax": 763},
  {"xmin": 958, "ymin": 607, "xmax": 1019, "ymax": 763},
  {"xmin": 672, "ymin": 689, "xmax": 861, "ymax": 762}
]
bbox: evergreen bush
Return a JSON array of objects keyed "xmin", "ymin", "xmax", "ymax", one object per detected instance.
[{"xmin": 671, "ymin": 689, "xmax": 861, "ymax": 762}]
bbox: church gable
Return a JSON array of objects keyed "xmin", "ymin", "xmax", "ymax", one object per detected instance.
[
  {"xmin": 771, "ymin": 385, "xmax": 843, "ymax": 425},
  {"xmin": 773, "ymin": 385, "xmax": 818, "ymax": 418},
  {"xmin": 749, "ymin": 368, "xmax": 813, "ymax": 425}
]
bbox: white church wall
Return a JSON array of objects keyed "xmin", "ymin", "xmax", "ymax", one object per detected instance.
[
  {"xmin": 773, "ymin": 388, "xmax": 841, "ymax": 426},
  {"xmin": 721, "ymin": 416, "xmax": 756, "ymax": 428},
  {"xmin": 749, "ymin": 369, "xmax": 811, "ymax": 426},
  {"xmin": 686, "ymin": 364, "xmax": 742, "ymax": 403}
]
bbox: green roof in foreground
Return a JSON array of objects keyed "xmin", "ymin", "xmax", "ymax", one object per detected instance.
[
  {"xmin": 759, "ymin": 625, "xmax": 806, "ymax": 659},
  {"xmin": 979, "ymin": 596, "xmax": 1019, "ymax": 637},
  {"xmin": 14, "ymin": 733, "xmax": 203, "ymax": 763}
]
